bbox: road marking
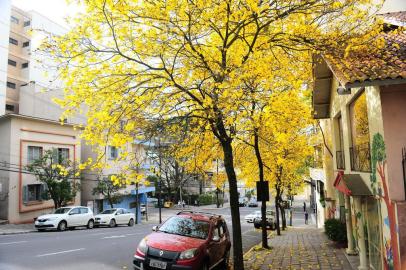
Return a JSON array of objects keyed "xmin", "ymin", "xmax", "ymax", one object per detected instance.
[
  {"xmin": 102, "ymin": 235, "xmax": 126, "ymax": 239},
  {"xmin": 36, "ymin": 248, "xmax": 85, "ymax": 257},
  {"xmin": 0, "ymin": 241, "xmax": 28, "ymax": 245}
]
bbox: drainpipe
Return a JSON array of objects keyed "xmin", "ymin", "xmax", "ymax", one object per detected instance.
[
  {"xmin": 344, "ymin": 195, "xmax": 357, "ymax": 255},
  {"xmin": 353, "ymin": 196, "xmax": 368, "ymax": 270}
]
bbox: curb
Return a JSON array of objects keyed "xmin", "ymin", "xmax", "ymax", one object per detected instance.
[
  {"xmin": 0, "ymin": 230, "xmax": 36, "ymax": 235},
  {"xmin": 243, "ymin": 231, "xmax": 275, "ymax": 258}
]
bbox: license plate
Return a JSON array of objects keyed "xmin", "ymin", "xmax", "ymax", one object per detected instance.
[{"xmin": 149, "ymin": 259, "xmax": 167, "ymax": 269}]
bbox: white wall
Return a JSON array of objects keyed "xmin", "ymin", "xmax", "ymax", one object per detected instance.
[
  {"xmin": 0, "ymin": 0, "xmax": 11, "ymax": 116},
  {"xmin": 380, "ymin": 0, "xmax": 406, "ymax": 13}
]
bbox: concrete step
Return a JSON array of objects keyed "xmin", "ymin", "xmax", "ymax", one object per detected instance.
[{"xmin": 0, "ymin": 219, "xmax": 9, "ymax": 225}]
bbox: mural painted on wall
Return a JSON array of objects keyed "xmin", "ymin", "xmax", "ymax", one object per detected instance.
[{"xmin": 370, "ymin": 133, "xmax": 399, "ymax": 270}]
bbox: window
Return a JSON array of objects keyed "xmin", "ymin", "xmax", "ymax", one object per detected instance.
[
  {"xmin": 69, "ymin": 208, "xmax": 80, "ymax": 215},
  {"xmin": 23, "ymin": 21, "xmax": 30, "ymax": 27},
  {"xmin": 9, "ymin": 37, "xmax": 18, "ymax": 45},
  {"xmin": 8, "ymin": 59, "xmax": 16, "ymax": 67},
  {"xmin": 349, "ymin": 91, "xmax": 371, "ymax": 172},
  {"xmin": 80, "ymin": 207, "xmax": 89, "ymax": 214},
  {"xmin": 53, "ymin": 148, "xmax": 69, "ymax": 164},
  {"xmin": 108, "ymin": 146, "xmax": 118, "ymax": 160},
  {"xmin": 22, "ymin": 63, "xmax": 28, "ymax": 68},
  {"xmin": 27, "ymin": 146, "xmax": 43, "ymax": 163},
  {"xmin": 5, "ymin": 104, "xmax": 14, "ymax": 111},
  {"xmin": 27, "ymin": 184, "xmax": 41, "ymax": 201},
  {"xmin": 336, "ymin": 115, "xmax": 345, "ymax": 170},
  {"xmin": 22, "ymin": 41, "xmax": 30, "ymax": 47},
  {"xmin": 7, "ymin": 82, "xmax": 16, "ymax": 89},
  {"xmin": 10, "ymin": 16, "xmax": 19, "ymax": 24}
]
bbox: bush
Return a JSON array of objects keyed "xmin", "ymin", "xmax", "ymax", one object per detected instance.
[
  {"xmin": 324, "ymin": 218, "xmax": 347, "ymax": 243},
  {"xmin": 198, "ymin": 193, "xmax": 224, "ymax": 206}
]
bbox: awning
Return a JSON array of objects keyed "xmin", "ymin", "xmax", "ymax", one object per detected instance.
[
  {"xmin": 130, "ymin": 186, "xmax": 156, "ymax": 195},
  {"xmin": 333, "ymin": 172, "xmax": 373, "ymax": 196}
]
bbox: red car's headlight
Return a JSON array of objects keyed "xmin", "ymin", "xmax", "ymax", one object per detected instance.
[
  {"xmin": 179, "ymin": 248, "xmax": 198, "ymax": 260},
  {"xmin": 136, "ymin": 238, "xmax": 148, "ymax": 255}
]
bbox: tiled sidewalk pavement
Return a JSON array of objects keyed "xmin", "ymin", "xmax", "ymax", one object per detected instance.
[{"xmin": 244, "ymin": 228, "xmax": 353, "ymax": 270}]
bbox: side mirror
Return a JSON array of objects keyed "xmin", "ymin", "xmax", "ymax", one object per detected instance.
[
  {"xmin": 152, "ymin": 225, "xmax": 159, "ymax": 232},
  {"xmin": 212, "ymin": 236, "xmax": 220, "ymax": 242},
  {"xmin": 115, "ymin": 212, "xmax": 120, "ymax": 215},
  {"xmin": 69, "ymin": 212, "xmax": 75, "ymax": 215}
]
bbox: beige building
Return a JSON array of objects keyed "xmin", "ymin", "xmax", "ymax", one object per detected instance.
[
  {"xmin": 312, "ymin": 13, "xmax": 406, "ymax": 270},
  {"xmin": 0, "ymin": 4, "xmax": 83, "ymax": 224},
  {"xmin": 0, "ymin": 114, "xmax": 81, "ymax": 223}
]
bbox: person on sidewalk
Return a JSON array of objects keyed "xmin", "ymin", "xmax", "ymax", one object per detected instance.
[
  {"xmin": 305, "ymin": 211, "xmax": 309, "ymax": 225},
  {"xmin": 303, "ymin": 201, "xmax": 306, "ymax": 212}
]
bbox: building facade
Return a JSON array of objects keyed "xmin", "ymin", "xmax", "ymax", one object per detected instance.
[
  {"xmin": 312, "ymin": 14, "xmax": 406, "ymax": 270},
  {"xmin": 0, "ymin": 3, "xmax": 83, "ymax": 224}
]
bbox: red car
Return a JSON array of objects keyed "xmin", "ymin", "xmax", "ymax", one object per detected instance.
[{"xmin": 133, "ymin": 211, "xmax": 231, "ymax": 270}]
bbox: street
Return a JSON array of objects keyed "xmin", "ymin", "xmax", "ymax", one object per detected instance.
[{"xmin": 0, "ymin": 206, "xmax": 284, "ymax": 270}]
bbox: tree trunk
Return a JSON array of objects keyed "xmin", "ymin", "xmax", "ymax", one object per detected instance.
[
  {"xmin": 281, "ymin": 206, "xmax": 286, "ymax": 230},
  {"xmin": 275, "ymin": 187, "xmax": 281, "ymax": 236},
  {"xmin": 221, "ymin": 140, "xmax": 244, "ymax": 270}
]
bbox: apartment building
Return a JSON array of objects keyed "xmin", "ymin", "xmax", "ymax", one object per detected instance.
[
  {"xmin": 312, "ymin": 13, "xmax": 406, "ymax": 270},
  {"xmin": 0, "ymin": 2, "xmax": 83, "ymax": 224}
]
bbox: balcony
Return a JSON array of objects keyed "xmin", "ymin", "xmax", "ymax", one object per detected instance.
[
  {"xmin": 336, "ymin": 150, "xmax": 345, "ymax": 170},
  {"xmin": 350, "ymin": 143, "xmax": 371, "ymax": 172}
]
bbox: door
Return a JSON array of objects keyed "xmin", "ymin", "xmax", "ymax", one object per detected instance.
[
  {"xmin": 79, "ymin": 207, "xmax": 90, "ymax": 226},
  {"xmin": 208, "ymin": 222, "xmax": 227, "ymax": 267},
  {"xmin": 116, "ymin": 209, "xmax": 126, "ymax": 224},
  {"xmin": 68, "ymin": 208, "xmax": 81, "ymax": 226}
]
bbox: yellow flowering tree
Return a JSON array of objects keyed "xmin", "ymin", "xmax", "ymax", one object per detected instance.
[
  {"xmin": 26, "ymin": 149, "xmax": 80, "ymax": 209},
  {"xmin": 44, "ymin": 0, "xmax": 381, "ymax": 267}
]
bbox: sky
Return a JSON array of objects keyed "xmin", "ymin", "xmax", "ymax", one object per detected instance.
[{"xmin": 11, "ymin": 0, "xmax": 82, "ymax": 28}]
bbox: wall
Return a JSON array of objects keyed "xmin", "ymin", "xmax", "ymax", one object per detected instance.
[
  {"xmin": 0, "ymin": 0, "xmax": 11, "ymax": 116},
  {"xmin": 7, "ymin": 116, "xmax": 81, "ymax": 223},
  {"xmin": 0, "ymin": 119, "xmax": 11, "ymax": 219},
  {"xmin": 380, "ymin": 84, "xmax": 406, "ymax": 201}
]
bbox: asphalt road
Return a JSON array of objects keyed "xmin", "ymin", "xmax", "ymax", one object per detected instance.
[{"xmin": 0, "ymin": 206, "xmax": 268, "ymax": 270}]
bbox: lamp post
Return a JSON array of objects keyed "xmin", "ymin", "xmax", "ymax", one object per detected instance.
[{"xmin": 158, "ymin": 137, "xmax": 162, "ymax": 224}]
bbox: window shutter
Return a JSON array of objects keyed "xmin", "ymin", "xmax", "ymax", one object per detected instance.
[
  {"xmin": 52, "ymin": 148, "xmax": 58, "ymax": 163},
  {"xmin": 22, "ymin": 185, "xmax": 28, "ymax": 203},
  {"xmin": 40, "ymin": 184, "xmax": 49, "ymax": 200}
]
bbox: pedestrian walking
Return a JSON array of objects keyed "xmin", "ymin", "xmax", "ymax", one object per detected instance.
[
  {"xmin": 303, "ymin": 201, "xmax": 306, "ymax": 212},
  {"xmin": 305, "ymin": 211, "xmax": 309, "ymax": 225}
]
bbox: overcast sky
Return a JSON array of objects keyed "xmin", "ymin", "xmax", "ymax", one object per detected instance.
[{"xmin": 12, "ymin": 0, "xmax": 81, "ymax": 28}]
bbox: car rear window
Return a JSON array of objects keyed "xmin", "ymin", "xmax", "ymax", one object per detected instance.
[{"xmin": 158, "ymin": 216, "xmax": 210, "ymax": 239}]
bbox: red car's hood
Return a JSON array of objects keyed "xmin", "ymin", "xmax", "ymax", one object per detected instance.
[{"xmin": 145, "ymin": 232, "xmax": 206, "ymax": 252}]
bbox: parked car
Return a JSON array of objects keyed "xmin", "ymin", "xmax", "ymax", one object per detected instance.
[
  {"xmin": 248, "ymin": 200, "xmax": 258, "ymax": 207},
  {"xmin": 244, "ymin": 211, "xmax": 261, "ymax": 223},
  {"xmin": 238, "ymin": 197, "xmax": 246, "ymax": 207},
  {"xmin": 94, "ymin": 208, "xmax": 135, "ymax": 227},
  {"xmin": 253, "ymin": 210, "xmax": 276, "ymax": 230},
  {"xmin": 35, "ymin": 206, "xmax": 94, "ymax": 231},
  {"xmin": 140, "ymin": 204, "xmax": 146, "ymax": 215},
  {"xmin": 133, "ymin": 211, "xmax": 231, "ymax": 270}
]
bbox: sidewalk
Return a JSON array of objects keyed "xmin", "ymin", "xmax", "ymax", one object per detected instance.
[
  {"xmin": 0, "ymin": 223, "xmax": 36, "ymax": 235},
  {"xmin": 244, "ymin": 227, "xmax": 353, "ymax": 270}
]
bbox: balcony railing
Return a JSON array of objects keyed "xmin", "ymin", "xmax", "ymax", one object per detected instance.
[
  {"xmin": 350, "ymin": 143, "xmax": 371, "ymax": 172},
  {"xmin": 336, "ymin": 150, "xmax": 345, "ymax": 170}
]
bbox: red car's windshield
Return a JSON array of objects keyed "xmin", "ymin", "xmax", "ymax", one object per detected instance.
[{"xmin": 158, "ymin": 216, "xmax": 210, "ymax": 240}]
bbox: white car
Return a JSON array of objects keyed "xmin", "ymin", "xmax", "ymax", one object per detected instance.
[
  {"xmin": 94, "ymin": 208, "xmax": 135, "ymax": 227},
  {"xmin": 244, "ymin": 211, "xmax": 261, "ymax": 223},
  {"xmin": 35, "ymin": 206, "xmax": 94, "ymax": 231}
]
